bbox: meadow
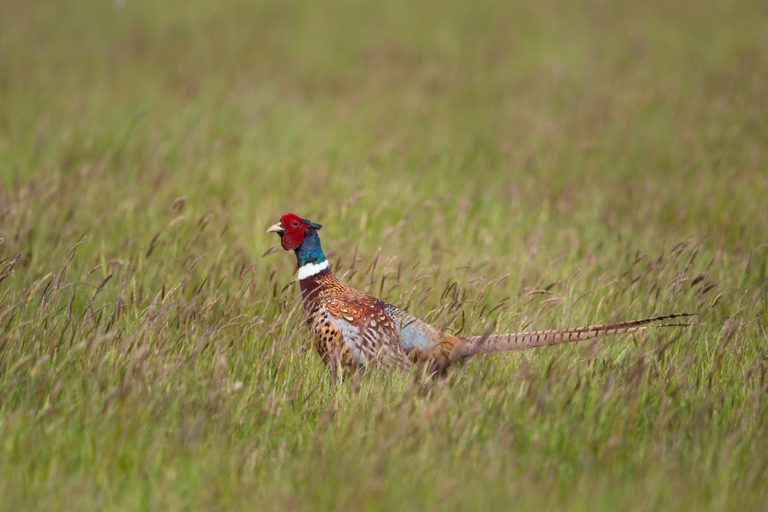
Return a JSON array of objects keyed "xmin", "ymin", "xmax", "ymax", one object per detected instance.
[{"xmin": 1, "ymin": 0, "xmax": 766, "ymax": 509}]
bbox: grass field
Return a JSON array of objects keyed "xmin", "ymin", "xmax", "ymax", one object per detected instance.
[{"xmin": 1, "ymin": 0, "xmax": 767, "ymax": 509}]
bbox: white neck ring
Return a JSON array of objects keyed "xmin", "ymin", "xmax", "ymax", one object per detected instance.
[{"xmin": 297, "ymin": 260, "xmax": 330, "ymax": 280}]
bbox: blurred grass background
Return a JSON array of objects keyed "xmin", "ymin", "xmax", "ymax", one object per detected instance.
[{"xmin": 1, "ymin": 0, "xmax": 766, "ymax": 510}]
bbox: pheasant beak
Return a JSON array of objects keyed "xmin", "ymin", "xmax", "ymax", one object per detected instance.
[{"xmin": 266, "ymin": 223, "xmax": 285, "ymax": 234}]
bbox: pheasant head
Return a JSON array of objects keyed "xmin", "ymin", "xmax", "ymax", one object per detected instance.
[{"xmin": 267, "ymin": 212, "xmax": 328, "ymax": 277}]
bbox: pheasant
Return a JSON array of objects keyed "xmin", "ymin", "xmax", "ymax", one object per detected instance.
[{"xmin": 267, "ymin": 212, "xmax": 691, "ymax": 378}]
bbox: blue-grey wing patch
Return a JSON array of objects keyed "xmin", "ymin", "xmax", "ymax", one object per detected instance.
[{"xmin": 383, "ymin": 304, "xmax": 440, "ymax": 352}]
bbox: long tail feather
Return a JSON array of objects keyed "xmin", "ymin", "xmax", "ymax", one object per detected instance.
[{"xmin": 453, "ymin": 313, "xmax": 694, "ymax": 359}]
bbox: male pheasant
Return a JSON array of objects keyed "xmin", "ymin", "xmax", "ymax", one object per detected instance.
[{"xmin": 267, "ymin": 212, "xmax": 691, "ymax": 378}]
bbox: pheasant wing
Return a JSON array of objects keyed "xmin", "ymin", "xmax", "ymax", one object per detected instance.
[{"xmin": 324, "ymin": 295, "xmax": 411, "ymax": 368}]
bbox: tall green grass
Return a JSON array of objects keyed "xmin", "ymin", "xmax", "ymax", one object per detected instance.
[{"xmin": 1, "ymin": 0, "xmax": 766, "ymax": 509}]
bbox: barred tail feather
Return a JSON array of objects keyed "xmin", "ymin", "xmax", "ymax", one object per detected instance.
[{"xmin": 453, "ymin": 313, "xmax": 694, "ymax": 359}]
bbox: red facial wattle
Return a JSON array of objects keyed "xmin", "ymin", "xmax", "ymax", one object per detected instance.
[
  {"xmin": 278, "ymin": 213, "xmax": 308, "ymax": 250},
  {"xmin": 281, "ymin": 226, "xmax": 305, "ymax": 250}
]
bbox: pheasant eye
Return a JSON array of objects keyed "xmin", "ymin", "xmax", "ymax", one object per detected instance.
[{"xmin": 292, "ymin": 221, "xmax": 300, "ymax": 227}]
